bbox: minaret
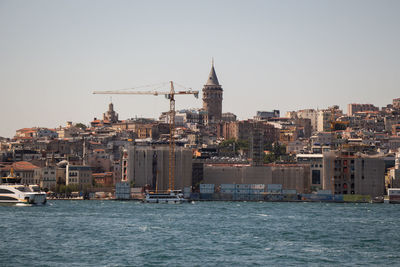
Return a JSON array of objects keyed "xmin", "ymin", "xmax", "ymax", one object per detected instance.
[{"xmin": 202, "ymin": 60, "xmax": 223, "ymax": 124}]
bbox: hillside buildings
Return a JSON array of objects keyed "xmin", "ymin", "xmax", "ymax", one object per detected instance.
[{"xmin": 1, "ymin": 62, "xmax": 400, "ymax": 200}]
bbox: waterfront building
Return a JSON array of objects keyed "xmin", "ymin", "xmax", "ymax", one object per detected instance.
[
  {"xmin": 387, "ymin": 152, "xmax": 400, "ymax": 189},
  {"xmin": 296, "ymin": 154, "xmax": 324, "ymax": 192},
  {"xmin": 34, "ymin": 165, "xmax": 57, "ymax": 190},
  {"xmin": 202, "ymin": 62, "xmax": 223, "ymax": 124},
  {"xmin": 122, "ymin": 145, "xmax": 192, "ymax": 191},
  {"xmin": 323, "ymin": 151, "xmax": 385, "ymax": 197},
  {"xmin": 66, "ymin": 165, "xmax": 93, "ymax": 188},
  {"xmin": 0, "ymin": 161, "xmax": 40, "ymax": 185},
  {"xmin": 203, "ymin": 163, "xmax": 311, "ymax": 194},
  {"xmin": 93, "ymin": 172, "xmax": 114, "ymax": 187}
]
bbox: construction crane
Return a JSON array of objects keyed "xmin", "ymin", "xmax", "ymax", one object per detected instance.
[{"xmin": 93, "ymin": 81, "xmax": 199, "ymax": 192}]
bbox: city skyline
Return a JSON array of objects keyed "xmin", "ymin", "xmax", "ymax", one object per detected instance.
[{"xmin": 1, "ymin": 0, "xmax": 400, "ymax": 138}]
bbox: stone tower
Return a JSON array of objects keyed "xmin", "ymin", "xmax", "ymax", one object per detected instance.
[
  {"xmin": 202, "ymin": 62, "xmax": 223, "ymax": 124},
  {"xmin": 103, "ymin": 102, "xmax": 119, "ymax": 123}
]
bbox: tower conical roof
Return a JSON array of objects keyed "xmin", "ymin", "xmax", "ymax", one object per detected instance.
[{"xmin": 205, "ymin": 63, "xmax": 220, "ymax": 86}]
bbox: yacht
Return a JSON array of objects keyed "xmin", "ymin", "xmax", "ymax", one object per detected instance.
[
  {"xmin": 0, "ymin": 169, "xmax": 47, "ymax": 205},
  {"xmin": 144, "ymin": 191, "xmax": 186, "ymax": 204}
]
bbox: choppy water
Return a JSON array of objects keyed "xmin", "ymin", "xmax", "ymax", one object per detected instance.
[{"xmin": 1, "ymin": 201, "xmax": 399, "ymax": 266}]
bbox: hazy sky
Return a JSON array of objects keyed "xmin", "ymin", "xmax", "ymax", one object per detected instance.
[{"xmin": 1, "ymin": 0, "xmax": 399, "ymax": 137}]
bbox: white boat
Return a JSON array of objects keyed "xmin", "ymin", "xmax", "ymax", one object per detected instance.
[
  {"xmin": 144, "ymin": 191, "xmax": 186, "ymax": 204},
  {"xmin": 0, "ymin": 169, "xmax": 47, "ymax": 205}
]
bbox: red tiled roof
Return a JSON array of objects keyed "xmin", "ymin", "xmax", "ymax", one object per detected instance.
[{"xmin": 1, "ymin": 161, "xmax": 39, "ymax": 171}]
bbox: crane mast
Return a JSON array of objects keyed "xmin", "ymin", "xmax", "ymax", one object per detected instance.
[
  {"xmin": 168, "ymin": 81, "xmax": 176, "ymax": 191},
  {"xmin": 93, "ymin": 81, "xmax": 199, "ymax": 192}
]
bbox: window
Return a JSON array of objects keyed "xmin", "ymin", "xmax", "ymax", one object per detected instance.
[
  {"xmin": 312, "ymin": 170, "xmax": 321, "ymax": 184},
  {"xmin": 0, "ymin": 196, "xmax": 17, "ymax": 201},
  {"xmin": 0, "ymin": 188, "xmax": 14, "ymax": 194}
]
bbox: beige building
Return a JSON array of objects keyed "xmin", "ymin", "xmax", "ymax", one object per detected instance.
[
  {"xmin": 203, "ymin": 164, "xmax": 311, "ymax": 194},
  {"xmin": 88, "ymin": 149, "xmax": 112, "ymax": 173},
  {"xmin": 34, "ymin": 166, "xmax": 57, "ymax": 190},
  {"xmin": 317, "ymin": 110, "xmax": 333, "ymax": 132},
  {"xmin": 122, "ymin": 145, "xmax": 192, "ymax": 191},
  {"xmin": 291, "ymin": 109, "xmax": 318, "ymax": 133},
  {"xmin": 0, "ymin": 161, "xmax": 39, "ymax": 185},
  {"xmin": 57, "ymin": 122, "xmax": 84, "ymax": 138},
  {"xmin": 347, "ymin": 103, "xmax": 379, "ymax": 116},
  {"xmin": 323, "ymin": 151, "xmax": 385, "ymax": 197},
  {"xmin": 218, "ymin": 120, "xmax": 278, "ymax": 143},
  {"xmin": 296, "ymin": 154, "xmax": 324, "ymax": 192},
  {"xmin": 387, "ymin": 152, "xmax": 400, "ymax": 189}
]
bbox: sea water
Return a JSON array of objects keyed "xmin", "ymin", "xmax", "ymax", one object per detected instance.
[{"xmin": 1, "ymin": 201, "xmax": 399, "ymax": 266}]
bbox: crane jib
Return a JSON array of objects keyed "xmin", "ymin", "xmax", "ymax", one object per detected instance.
[{"xmin": 92, "ymin": 81, "xmax": 198, "ymax": 192}]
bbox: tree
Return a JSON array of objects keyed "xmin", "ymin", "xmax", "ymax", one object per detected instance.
[
  {"xmin": 219, "ymin": 138, "xmax": 249, "ymax": 156},
  {"xmin": 75, "ymin": 123, "xmax": 87, "ymax": 130},
  {"xmin": 263, "ymin": 153, "xmax": 276, "ymax": 164},
  {"xmin": 263, "ymin": 142, "xmax": 287, "ymax": 163}
]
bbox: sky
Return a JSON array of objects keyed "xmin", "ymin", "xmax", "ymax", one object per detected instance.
[{"xmin": 1, "ymin": 0, "xmax": 399, "ymax": 138}]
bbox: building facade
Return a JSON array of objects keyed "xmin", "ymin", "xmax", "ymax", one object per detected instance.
[
  {"xmin": 347, "ymin": 103, "xmax": 379, "ymax": 116},
  {"xmin": 66, "ymin": 165, "xmax": 93, "ymax": 188},
  {"xmin": 0, "ymin": 161, "xmax": 39, "ymax": 185},
  {"xmin": 122, "ymin": 145, "xmax": 192, "ymax": 191},
  {"xmin": 323, "ymin": 151, "xmax": 385, "ymax": 197},
  {"xmin": 203, "ymin": 164, "xmax": 311, "ymax": 194},
  {"xmin": 296, "ymin": 154, "xmax": 324, "ymax": 192}
]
